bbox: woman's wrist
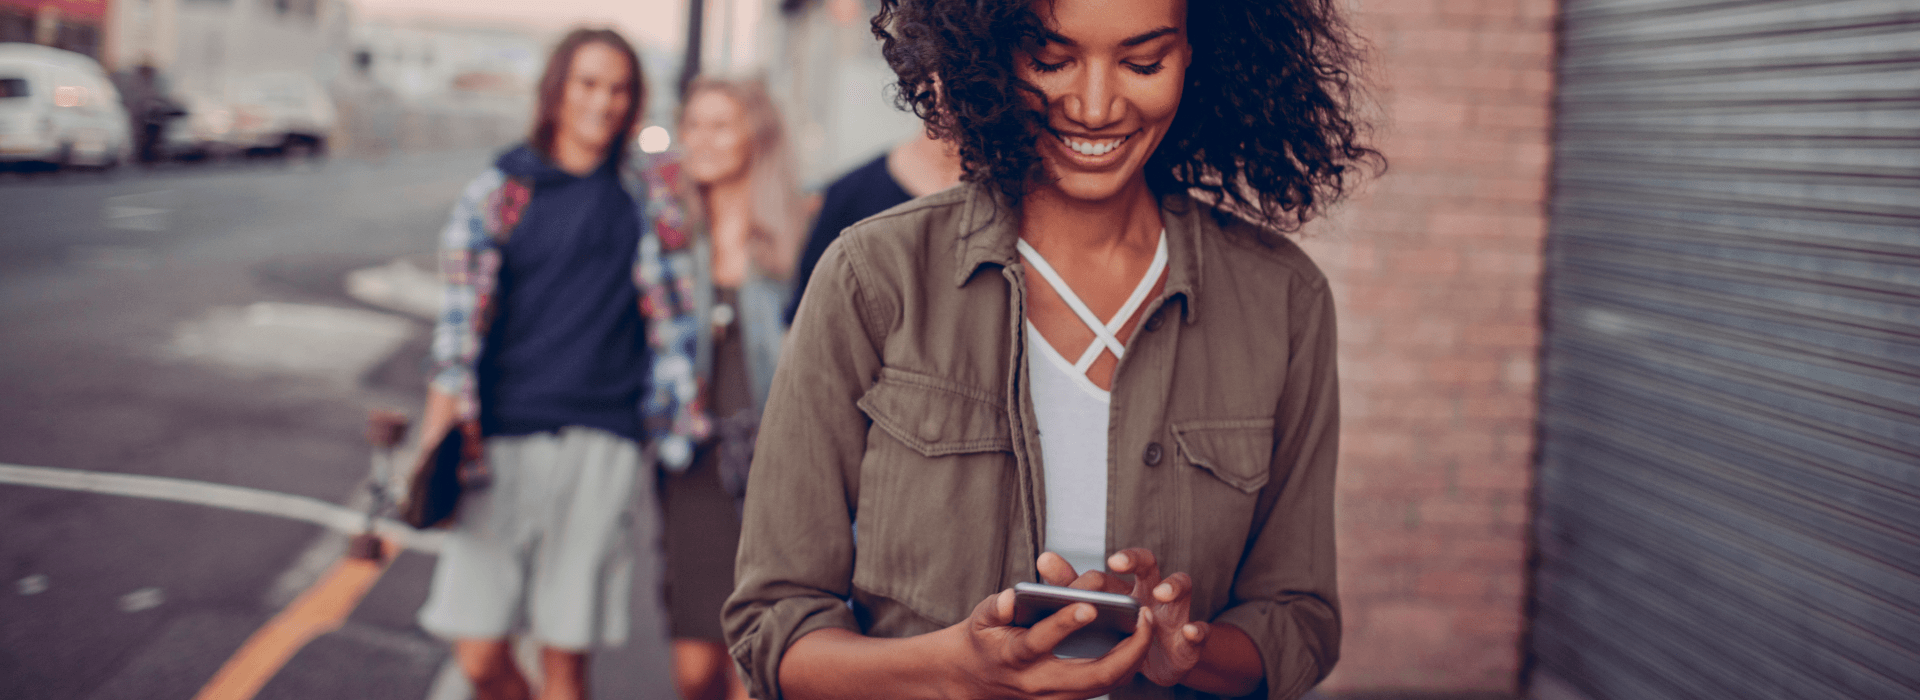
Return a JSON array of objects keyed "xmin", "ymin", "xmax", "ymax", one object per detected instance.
[
  {"xmin": 1171, "ymin": 622, "xmax": 1262, "ymax": 697},
  {"xmin": 779, "ymin": 624, "xmax": 973, "ymax": 700}
]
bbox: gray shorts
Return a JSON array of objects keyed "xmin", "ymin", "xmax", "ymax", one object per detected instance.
[{"xmin": 416, "ymin": 426, "xmax": 657, "ymax": 650}]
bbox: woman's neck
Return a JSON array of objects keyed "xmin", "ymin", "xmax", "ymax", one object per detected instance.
[{"xmin": 1019, "ymin": 176, "xmax": 1162, "ymax": 256}]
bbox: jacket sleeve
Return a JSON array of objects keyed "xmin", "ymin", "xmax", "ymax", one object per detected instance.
[
  {"xmin": 428, "ymin": 169, "xmax": 504, "ymax": 404},
  {"xmin": 723, "ymin": 235, "xmax": 888, "ymax": 700},
  {"xmin": 1210, "ymin": 275, "xmax": 1342, "ymax": 700}
]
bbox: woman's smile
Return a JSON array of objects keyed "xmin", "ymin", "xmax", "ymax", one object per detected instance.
[{"xmin": 1053, "ymin": 131, "xmax": 1136, "ymax": 163}]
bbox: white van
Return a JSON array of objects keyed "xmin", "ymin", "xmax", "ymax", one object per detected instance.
[{"xmin": 0, "ymin": 43, "xmax": 132, "ymax": 169}]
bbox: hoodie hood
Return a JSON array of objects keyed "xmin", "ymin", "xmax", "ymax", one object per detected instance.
[{"xmin": 496, "ymin": 144, "xmax": 601, "ymax": 187}]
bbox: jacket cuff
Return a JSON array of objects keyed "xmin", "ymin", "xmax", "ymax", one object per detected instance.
[
  {"xmin": 728, "ymin": 597, "xmax": 860, "ymax": 700},
  {"xmin": 429, "ymin": 365, "xmax": 468, "ymax": 397},
  {"xmin": 1213, "ymin": 599, "xmax": 1338, "ymax": 700}
]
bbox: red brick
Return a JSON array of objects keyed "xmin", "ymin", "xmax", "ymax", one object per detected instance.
[
  {"xmin": 1418, "ymin": 499, "xmax": 1496, "ymax": 527},
  {"xmin": 1426, "ymin": 358, "xmax": 1500, "ymax": 384},
  {"xmin": 1474, "ymin": 28, "xmax": 1555, "ymax": 59},
  {"xmin": 1417, "ymin": 569, "xmax": 1490, "ymax": 599},
  {"xmin": 1461, "ymin": 390, "xmax": 1535, "ymax": 420},
  {"xmin": 1463, "ymin": 322, "xmax": 1538, "ymax": 348},
  {"xmin": 1472, "ymin": 176, "xmax": 1548, "ymax": 203},
  {"xmin": 1436, "ymin": 0, "xmax": 1488, "ymax": 18},
  {"xmin": 1367, "ymin": 0, "xmax": 1440, "ymax": 19},
  {"xmin": 1456, "ymin": 459, "xmax": 1532, "ymax": 491},
  {"xmin": 1465, "ymin": 250, "xmax": 1543, "ymax": 279},
  {"xmin": 1386, "ymin": 247, "xmax": 1465, "ymax": 276},
  {"xmin": 1398, "ymin": 27, "xmax": 1480, "ymax": 55},
  {"xmin": 1516, "ymin": 0, "xmax": 1558, "ymax": 19},
  {"xmin": 1515, "ymin": 67, "xmax": 1555, "ymax": 93},
  {"xmin": 1474, "ymin": 103, "xmax": 1552, "ymax": 129},
  {"xmin": 1501, "ymin": 356, "xmax": 1537, "ymax": 390},
  {"xmin": 1392, "ymin": 94, "xmax": 1473, "ymax": 128}
]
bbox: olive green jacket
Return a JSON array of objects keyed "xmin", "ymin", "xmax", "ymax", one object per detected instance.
[{"xmin": 724, "ymin": 182, "xmax": 1341, "ymax": 700}]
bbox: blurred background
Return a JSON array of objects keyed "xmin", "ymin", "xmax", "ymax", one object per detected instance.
[{"xmin": 0, "ymin": 0, "xmax": 1914, "ymax": 699}]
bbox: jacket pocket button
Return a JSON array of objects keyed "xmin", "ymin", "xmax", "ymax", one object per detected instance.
[{"xmin": 1143, "ymin": 442, "xmax": 1164, "ymax": 466}]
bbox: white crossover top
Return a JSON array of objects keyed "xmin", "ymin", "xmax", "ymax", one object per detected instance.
[{"xmin": 1019, "ymin": 231, "xmax": 1169, "ymax": 577}]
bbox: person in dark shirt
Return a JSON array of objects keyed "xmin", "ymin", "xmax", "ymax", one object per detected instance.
[
  {"xmin": 410, "ymin": 29, "xmax": 656, "ymax": 700},
  {"xmin": 783, "ymin": 127, "xmax": 961, "ymax": 325}
]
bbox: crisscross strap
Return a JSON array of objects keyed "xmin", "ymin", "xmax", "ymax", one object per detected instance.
[{"xmin": 1016, "ymin": 231, "xmax": 1168, "ymax": 374}]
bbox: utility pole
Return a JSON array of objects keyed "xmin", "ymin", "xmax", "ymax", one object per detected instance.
[{"xmin": 678, "ymin": 0, "xmax": 704, "ymax": 99}]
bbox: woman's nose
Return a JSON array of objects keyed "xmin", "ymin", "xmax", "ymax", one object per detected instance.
[{"xmin": 1064, "ymin": 62, "xmax": 1121, "ymax": 129}]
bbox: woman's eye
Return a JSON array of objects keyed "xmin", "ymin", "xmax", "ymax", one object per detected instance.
[
  {"xmin": 1126, "ymin": 61, "xmax": 1165, "ymax": 76},
  {"xmin": 1028, "ymin": 58, "xmax": 1069, "ymax": 74}
]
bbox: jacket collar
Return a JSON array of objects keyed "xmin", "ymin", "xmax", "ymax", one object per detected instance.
[{"xmin": 954, "ymin": 182, "xmax": 1205, "ymax": 324}]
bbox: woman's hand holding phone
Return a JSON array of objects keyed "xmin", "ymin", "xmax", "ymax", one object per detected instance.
[
  {"xmin": 1036, "ymin": 549, "xmax": 1208, "ymax": 688},
  {"xmin": 946, "ymin": 585, "xmax": 1152, "ymax": 699}
]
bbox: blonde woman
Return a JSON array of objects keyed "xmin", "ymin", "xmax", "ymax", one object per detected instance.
[{"xmin": 650, "ymin": 75, "xmax": 803, "ymax": 700}]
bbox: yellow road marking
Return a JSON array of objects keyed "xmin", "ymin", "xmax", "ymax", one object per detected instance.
[{"xmin": 192, "ymin": 545, "xmax": 395, "ymax": 700}]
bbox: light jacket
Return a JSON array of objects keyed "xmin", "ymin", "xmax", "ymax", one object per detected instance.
[{"xmin": 724, "ymin": 182, "xmax": 1343, "ymax": 700}]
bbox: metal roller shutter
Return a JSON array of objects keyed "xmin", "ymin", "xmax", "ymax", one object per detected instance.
[{"xmin": 1530, "ymin": 1, "xmax": 1920, "ymax": 698}]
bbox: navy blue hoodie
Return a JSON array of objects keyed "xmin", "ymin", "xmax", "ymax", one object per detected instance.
[{"xmin": 476, "ymin": 145, "xmax": 647, "ymax": 440}]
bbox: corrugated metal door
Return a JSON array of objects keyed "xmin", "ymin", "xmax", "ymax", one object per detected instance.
[{"xmin": 1530, "ymin": 1, "xmax": 1920, "ymax": 698}]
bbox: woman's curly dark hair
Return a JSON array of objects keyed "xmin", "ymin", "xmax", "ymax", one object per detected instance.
[{"xmin": 873, "ymin": 0, "xmax": 1382, "ymax": 231}]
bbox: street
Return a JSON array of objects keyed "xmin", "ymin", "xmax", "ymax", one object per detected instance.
[{"xmin": 0, "ymin": 154, "xmax": 675, "ymax": 700}]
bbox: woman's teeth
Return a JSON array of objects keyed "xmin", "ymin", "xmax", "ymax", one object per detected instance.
[{"xmin": 1062, "ymin": 135, "xmax": 1127, "ymax": 156}]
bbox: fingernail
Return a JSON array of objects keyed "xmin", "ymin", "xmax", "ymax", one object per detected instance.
[
  {"xmin": 1110, "ymin": 553, "xmax": 1128, "ymax": 569},
  {"xmin": 1156, "ymin": 582, "xmax": 1174, "ymax": 599},
  {"xmin": 1076, "ymin": 605, "xmax": 1094, "ymax": 622}
]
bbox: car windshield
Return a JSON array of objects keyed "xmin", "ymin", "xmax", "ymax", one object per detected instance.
[{"xmin": 0, "ymin": 77, "xmax": 27, "ymax": 98}]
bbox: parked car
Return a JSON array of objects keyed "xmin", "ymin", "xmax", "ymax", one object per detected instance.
[
  {"xmin": 0, "ymin": 43, "xmax": 132, "ymax": 169},
  {"xmin": 184, "ymin": 72, "xmax": 337, "ymax": 159}
]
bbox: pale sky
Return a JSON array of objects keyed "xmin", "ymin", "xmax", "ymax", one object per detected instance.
[{"xmin": 349, "ymin": 0, "xmax": 689, "ymax": 53}]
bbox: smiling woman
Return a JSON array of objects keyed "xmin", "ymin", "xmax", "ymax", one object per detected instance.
[{"xmin": 722, "ymin": 0, "xmax": 1379, "ymax": 699}]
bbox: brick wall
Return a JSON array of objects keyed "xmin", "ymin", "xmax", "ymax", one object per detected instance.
[{"xmin": 1296, "ymin": 0, "xmax": 1557, "ymax": 692}]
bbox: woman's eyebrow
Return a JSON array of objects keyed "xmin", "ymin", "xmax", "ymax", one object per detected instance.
[
  {"xmin": 1037, "ymin": 25, "xmax": 1179, "ymax": 48},
  {"xmin": 1120, "ymin": 26, "xmax": 1179, "ymax": 47}
]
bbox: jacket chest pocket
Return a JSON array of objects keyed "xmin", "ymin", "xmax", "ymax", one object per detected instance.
[
  {"xmin": 852, "ymin": 367, "xmax": 1018, "ymax": 625},
  {"xmin": 1172, "ymin": 417, "xmax": 1275, "ymax": 493}
]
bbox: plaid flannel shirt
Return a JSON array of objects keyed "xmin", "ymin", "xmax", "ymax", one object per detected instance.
[{"xmin": 430, "ymin": 151, "xmax": 710, "ymax": 469}]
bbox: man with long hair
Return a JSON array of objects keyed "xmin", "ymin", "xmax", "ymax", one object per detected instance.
[{"xmin": 408, "ymin": 28, "xmax": 687, "ymax": 700}]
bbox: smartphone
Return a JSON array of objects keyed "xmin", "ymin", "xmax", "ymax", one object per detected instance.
[{"xmin": 1010, "ymin": 582, "xmax": 1141, "ymax": 659}]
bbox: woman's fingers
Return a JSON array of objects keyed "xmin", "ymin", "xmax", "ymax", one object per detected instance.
[
  {"xmin": 1110, "ymin": 547, "xmax": 1163, "ymax": 602},
  {"xmin": 1154, "ymin": 572, "xmax": 1193, "ymax": 605},
  {"xmin": 969, "ymin": 589, "xmax": 1016, "ymax": 631},
  {"xmin": 1011, "ymin": 603, "xmax": 1097, "ymax": 662},
  {"xmin": 1182, "ymin": 620, "xmax": 1211, "ymax": 645},
  {"xmin": 1074, "ymin": 606, "xmax": 1155, "ymax": 685},
  {"xmin": 1037, "ymin": 552, "xmax": 1079, "ymax": 587}
]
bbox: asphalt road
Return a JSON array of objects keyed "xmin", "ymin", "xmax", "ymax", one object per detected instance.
[{"xmin": 0, "ymin": 154, "xmax": 676, "ymax": 700}]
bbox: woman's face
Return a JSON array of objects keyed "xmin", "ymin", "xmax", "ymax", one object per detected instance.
[
  {"xmin": 556, "ymin": 41, "xmax": 634, "ymax": 156},
  {"xmin": 1016, "ymin": 0, "xmax": 1190, "ymax": 204},
  {"xmin": 681, "ymin": 90, "xmax": 754, "ymax": 186}
]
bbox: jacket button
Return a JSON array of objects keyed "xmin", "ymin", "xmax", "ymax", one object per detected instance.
[
  {"xmin": 1144, "ymin": 313, "xmax": 1164, "ymax": 332},
  {"xmin": 1143, "ymin": 442, "xmax": 1164, "ymax": 466}
]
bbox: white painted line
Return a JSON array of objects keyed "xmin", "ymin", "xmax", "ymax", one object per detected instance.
[
  {"xmin": 16, "ymin": 574, "xmax": 48, "ymax": 595},
  {"xmin": 0, "ymin": 463, "xmax": 442, "ymax": 553},
  {"xmin": 119, "ymin": 587, "xmax": 165, "ymax": 613}
]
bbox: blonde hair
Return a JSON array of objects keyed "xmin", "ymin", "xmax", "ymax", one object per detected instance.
[{"xmin": 682, "ymin": 75, "xmax": 803, "ymax": 280}]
